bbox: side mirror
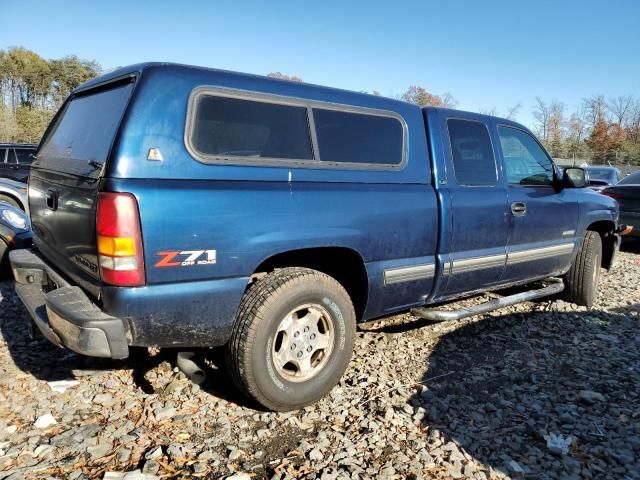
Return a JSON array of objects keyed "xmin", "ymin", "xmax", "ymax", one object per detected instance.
[{"xmin": 562, "ymin": 167, "xmax": 587, "ymax": 188}]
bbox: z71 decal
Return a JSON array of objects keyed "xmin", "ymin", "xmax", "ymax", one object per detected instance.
[{"xmin": 155, "ymin": 249, "xmax": 217, "ymax": 268}]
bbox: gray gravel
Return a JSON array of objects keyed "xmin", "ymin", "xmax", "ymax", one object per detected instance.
[{"xmin": 0, "ymin": 246, "xmax": 639, "ymax": 479}]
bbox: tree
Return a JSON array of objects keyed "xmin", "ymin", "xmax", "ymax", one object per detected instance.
[
  {"xmin": 607, "ymin": 95, "xmax": 634, "ymax": 127},
  {"xmin": 267, "ymin": 72, "xmax": 303, "ymax": 82},
  {"xmin": 547, "ymin": 101, "xmax": 566, "ymax": 157},
  {"xmin": 478, "ymin": 103, "xmax": 520, "ymax": 119},
  {"xmin": 505, "ymin": 103, "xmax": 521, "ymax": 120},
  {"xmin": 50, "ymin": 55, "xmax": 101, "ymax": 107},
  {"xmin": 628, "ymin": 99, "xmax": 640, "ymax": 144},
  {"xmin": 439, "ymin": 92, "xmax": 458, "ymax": 109},
  {"xmin": 479, "ymin": 107, "xmax": 498, "ymax": 116},
  {"xmin": 15, "ymin": 106, "xmax": 53, "ymax": 143},
  {"xmin": 0, "ymin": 47, "xmax": 52, "ymax": 110},
  {"xmin": 583, "ymin": 94, "xmax": 608, "ymax": 127},
  {"xmin": 0, "ymin": 47, "xmax": 101, "ymax": 143},
  {"xmin": 587, "ymin": 120, "xmax": 611, "ymax": 160},
  {"xmin": 401, "ymin": 86, "xmax": 457, "ymax": 108},
  {"xmin": 566, "ymin": 105, "xmax": 588, "ymax": 159},
  {"xmin": 532, "ymin": 97, "xmax": 551, "ymax": 141}
]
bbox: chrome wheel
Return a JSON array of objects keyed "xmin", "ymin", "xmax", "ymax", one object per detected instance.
[{"xmin": 271, "ymin": 303, "xmax": 335, "ymax": 382}]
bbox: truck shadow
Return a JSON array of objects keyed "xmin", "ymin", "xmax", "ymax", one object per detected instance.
[
  {"xmin": 409, "ymin": 304, "xmax": 639, "ymax": 478},
  {"xmin": 0, "ymin": 281, "xmax": 250, "ymax": 406},
  {"xmin": 620, "ymin": 238, "xmax": 640, "ymax": 254}
]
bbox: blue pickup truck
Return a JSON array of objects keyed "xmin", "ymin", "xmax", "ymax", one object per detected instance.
[{"xmin": 10, "ymin": 63, "xmax": 622, "ymax": 410}]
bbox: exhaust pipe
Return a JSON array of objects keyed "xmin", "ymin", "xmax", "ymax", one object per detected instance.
[{"xmin": 176, "ymin": 352, "xmax": 206, "ymax": 385}]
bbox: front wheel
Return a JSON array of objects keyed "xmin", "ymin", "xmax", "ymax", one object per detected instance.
[
  {"xmin": 226, "ymin": 267, "xmax": 356, "ymax": 411},
  {"xmin": 564, "ymin": 230, "xmax": 602, "ymax": 307}
]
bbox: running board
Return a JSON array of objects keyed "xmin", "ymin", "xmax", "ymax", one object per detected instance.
[{"xmin": 411, "ymin": 278, "xmax": 565, "ymax": 323}]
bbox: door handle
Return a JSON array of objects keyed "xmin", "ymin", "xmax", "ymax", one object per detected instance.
[
  {"xmin": 511, "ymin": 202, "xmax": 527, "ymax": 216},
  {"xmin": 46, "ymin": 189, "xmax": 58, "ymax": 210}
]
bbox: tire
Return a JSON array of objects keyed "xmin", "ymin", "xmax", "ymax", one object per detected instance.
[
  {"xmin": 0, "ymin": 240, "xmax": 10, "ymax": 281},
  {"xmin": 0, "ymin": 194, "xmax": 21, "ymax": 210},
  {"xmin": 564, "ymin": 230, "xmax": 602, "ymax": 307},
  {"xmin": 227, "ymin": 267, "xmax": 356, "ymax": 411}
]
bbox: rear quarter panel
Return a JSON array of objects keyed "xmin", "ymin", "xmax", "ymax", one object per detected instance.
[{"xmin": 102, "ymin": 67, "xmax": 439, "ymax": 339}]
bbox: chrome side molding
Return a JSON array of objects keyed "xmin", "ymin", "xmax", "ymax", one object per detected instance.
[
  {"xmin": 451, "ymin": 253, "xmax": 506, "ymax": 274},
  {"xmin": 507, "ymin": 243, "xmax": 574, "ymax": 264},
  {"xmin": 384, "ymin": 263, "xmax": 435, "ymax": 285}
]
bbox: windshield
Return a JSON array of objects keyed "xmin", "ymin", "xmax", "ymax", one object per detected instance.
[{"xmin": 37, "ymin": 81, "xmax": 133, "ymax": 177}]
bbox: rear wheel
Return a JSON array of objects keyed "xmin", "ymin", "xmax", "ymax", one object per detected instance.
[
  {"xmin": 227, "ymin": 267, "xmax": 355, "ymax": 411},
  {"xmin": 0, "ymin": 194, "xmax": 21, "ymax": 210},
  {"xmin": 564, "ymin": 230, "xmax": 602, "ymax": 307}
]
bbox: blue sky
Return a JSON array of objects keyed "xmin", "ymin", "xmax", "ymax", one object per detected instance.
[{"xmin": 1, "ymin": 0, "xmax": 638, "ymax": 127}]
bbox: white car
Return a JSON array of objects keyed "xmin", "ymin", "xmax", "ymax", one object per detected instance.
[{"xmin": 0, "ymin": 178, "xmax": 28, "ymax": 214}]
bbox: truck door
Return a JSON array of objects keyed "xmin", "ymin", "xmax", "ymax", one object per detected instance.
[
  {"xmin": 496, "ymin": 125, "xmax": 578, "ymax": 282},
  {"xmin": 438, "ymin": 116, "xmax": 509, "ymax": 297}
]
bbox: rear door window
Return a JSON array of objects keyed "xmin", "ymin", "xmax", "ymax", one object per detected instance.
[
  {"xmin": 6, "ymin": 150, "xmax": 18, "ymax": 164},
  {"xmin": 312, "ymin": 108, "xmax": 404, "ymax": 166},
  {"xmin": 38, "ymin": 81, "xmax": 134, "ymax": 177},
  {"xmin": 190, "ymin": 95, "xmax": 313, "ymax": 161},
  {"xmin": 15, "ymin": 149, "xmax": 34, "ymax": 165},
  {"xmin": 447, "ymin": 119, "xmax": 497, "ymax": 186},
  {"xmin": 7, "ymin": 148, "xmax": 18, "ymax": 165}
]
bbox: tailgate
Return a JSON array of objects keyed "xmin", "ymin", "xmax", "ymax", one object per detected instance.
[{"xmin": 29, "ymin": 80, "xmax": 134, "ymax": 297}]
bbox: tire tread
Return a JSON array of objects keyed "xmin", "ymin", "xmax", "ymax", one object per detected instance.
[
  {"xmin": 226, "ymin": 267, "xmax": 354, "ymax": 410},
  {"xmin": 565, "ymin": 230, "xmax": 601, "ymax": 307}
]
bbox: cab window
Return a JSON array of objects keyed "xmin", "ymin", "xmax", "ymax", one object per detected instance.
[
  {"xmin": 498, "ymin": 126, "xmax": 554, "ymax": 186},
  {"xmin": 191, "ymin": 95, "xmax": 313, "ymax": 161},
  {"xmin": 447, "ymin": 119, "xmax": 497, "ymax": 186}
]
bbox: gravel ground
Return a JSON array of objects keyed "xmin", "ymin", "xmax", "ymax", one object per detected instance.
[{"xmin": 1, "ymin": 245, "xmax": 639, "ymax": 480}]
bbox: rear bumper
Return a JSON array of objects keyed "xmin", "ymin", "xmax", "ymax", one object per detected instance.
[
  {"xmin": 9, "ymin": 248, "xmax": 129, "ymax": 359},
  {"xmin": 10, "ymin": 248, "xmax": 249, "ymax": 353}
]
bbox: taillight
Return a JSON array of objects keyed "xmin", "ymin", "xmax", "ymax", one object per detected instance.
[
  {"xmin": 96, "ymin": 192, "xmax": 145, "ymax": 286},
  {"xmin": 601, "ymin": 191, "xmax": 623, "ymax": 200}
]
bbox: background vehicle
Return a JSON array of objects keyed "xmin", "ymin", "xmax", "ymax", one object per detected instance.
[
  {"xmin": 10, "ymin": 63, "xmax": 620, "ymax": 411},
  {"xmin": 0, "ymin": 202, "xmax": 31, "ymax": 279},
  {"xmin": 0, "ymin": 144, "xmax": 37, "ymax": 183},
  {"xmin": 602, "ymin": 171, "xmax": 640, "ymax": 240},
  {"xmin": 584, "ymin": 166, "xmax": 622, "ymax": 192},
  {"xmin": 0, "ymin": 178, "xmax": 29, "ymax": 213}
]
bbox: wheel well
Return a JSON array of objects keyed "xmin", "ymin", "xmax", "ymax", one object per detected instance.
[
  {"xmin": 587, "ymin": 221, "xmax": 616, "ymax": 269},
  {"xmin": 0, "ymin": 192, "xmax": 24, "ymax": 211},
  {"xmin": 253, "ymin": 247, "xmax": 369, "ymax": 320}
]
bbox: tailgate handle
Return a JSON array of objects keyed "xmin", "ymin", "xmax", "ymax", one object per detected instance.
[{"xmin": 46, "ymin": 189, "xmax": 58, "ymax": 211}]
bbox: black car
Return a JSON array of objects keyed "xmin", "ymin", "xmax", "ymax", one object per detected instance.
[
  {"xmin": 603, "ymin": 171, "xmax": 640, "ymax": 239},
  {"xmin": 0, "ymin": 202, "xmax": 32, "ymax": 279},
  {"xmin": 0, "ymin": 144, "xmax": 38, "ymax": 183}
]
